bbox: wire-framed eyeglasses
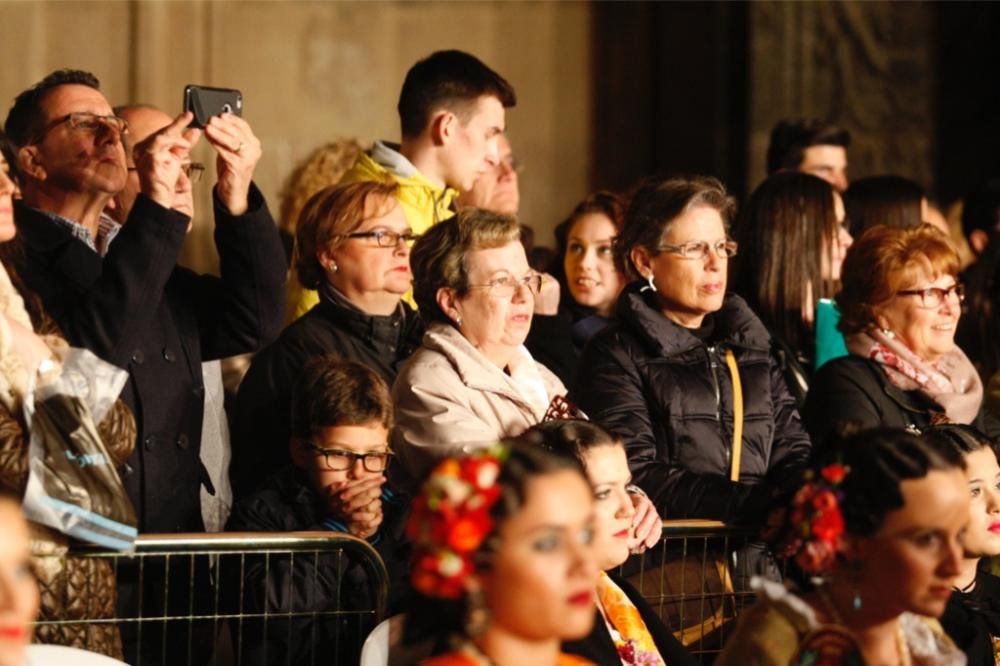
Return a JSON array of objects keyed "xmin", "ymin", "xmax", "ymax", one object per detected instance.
[
  {"xmin": 35, "ymin": 112, "xmax": 129, "ymax": 142},
  {"xmin": 126, "ymin": 162, "xmax": 205, "ymax": 184},
  {"xmin": 657, "ymin": 239, "xmax": 738, "ymax": 260},
  {"xmin": 345, "ymin": 230, "xmax": 418, "ymax": 248},
  {"xmin": 897, "ymin": 283, "xmax": 965, "ymax": 309},
  {"xmin": 467, "ymin": 272, "xmax": 544, "ymax": 298},
  {"xmin": 304, "ymin": 442, "xmax": 394, "ymax": 472}
]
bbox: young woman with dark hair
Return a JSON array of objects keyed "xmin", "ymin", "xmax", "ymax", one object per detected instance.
[
  {"xmin": 718, "ymin": 427, "xmax": 967, "ymax": 665},
  {"xmin": 732, "ymin": 171, "xmax": 851, "ymax": 406},
  {"xmin": 526, "ymin": 191, "xmax": 627, "ymax": 386},
  {"xmin": 404, "ymin": 439, "xmax": 599, "ymax": 666},
  {"xmin": 526, "ymin": 419, "xmax": 697, "ymax": 666},
  {"xmin": 924, "ymin": 424, "xmax": 1000, "ymax": 666}
]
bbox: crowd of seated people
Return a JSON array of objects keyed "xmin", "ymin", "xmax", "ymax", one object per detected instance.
[{"xmin": 4, "ymin": 45, "xmax": 1000, "ymax": 666}]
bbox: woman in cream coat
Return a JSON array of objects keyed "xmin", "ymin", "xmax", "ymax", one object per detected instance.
[{"xmin": 393, "ymin": 209, "xmax": 564, "ymax": 489}]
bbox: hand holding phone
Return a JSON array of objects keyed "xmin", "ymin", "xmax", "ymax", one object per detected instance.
[
  {"xmin": 184, "ymin": 84, "xmax": 260, "ymax": 215},
  {"xmin": 183, "ymin": 85, "xmax": 242, "ymax": 129}
]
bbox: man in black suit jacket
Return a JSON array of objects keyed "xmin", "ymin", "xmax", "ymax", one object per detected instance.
[{"xmin": 3, "ymin": 69, "xmax": 286, "ymax": 535}]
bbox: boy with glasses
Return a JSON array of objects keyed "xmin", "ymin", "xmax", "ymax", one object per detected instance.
[{"xmin": 227, "ymin": 355, "xmax": 409, "ymax": 665}]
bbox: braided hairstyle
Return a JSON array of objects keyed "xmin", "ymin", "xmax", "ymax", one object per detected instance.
[
  {"xmin": 523, "ymin": 418, "xmax": 620, "ymax": 468},
  {"xmin": 821, "ymin": 427, "xmax": 965, "ymax": 537}
]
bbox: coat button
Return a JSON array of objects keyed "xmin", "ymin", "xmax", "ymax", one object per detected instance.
[
  {"xmin": 143, "ymin": 435, "xmax": 155, "ymax": 451},
  {"xmin": 163, "ymin": 348, "xmax": 176, "ymax": 363},
  {"xmin": 192, "ymin": 384, "xmax": 204, "ymax": 397},
  {"xmin": 131, "ymin": 350, "xmax": 145, "ymax": 364},
  {"xmin": 176, "ymin": 434, "xmax": 190, "ymax": 450}
]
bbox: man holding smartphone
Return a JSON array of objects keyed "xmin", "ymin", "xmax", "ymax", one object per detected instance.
[{"xmin": 4, "ymin": 70, "xmax": 285, "ymax": 538}]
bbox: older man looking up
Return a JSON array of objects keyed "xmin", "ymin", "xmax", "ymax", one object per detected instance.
[{"xmin": 4, "ymin": 70, "xmax": 286, "ymax": 538}]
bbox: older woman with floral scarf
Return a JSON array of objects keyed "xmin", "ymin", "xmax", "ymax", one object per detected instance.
[{"xmin": 804, "ymin": 224, "xmax": 1000, "ymax": 446}]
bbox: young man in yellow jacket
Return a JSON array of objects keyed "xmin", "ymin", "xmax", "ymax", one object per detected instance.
[{"xmin": 288, "ymin": 49, "xmax": 516, "ymax": 319}]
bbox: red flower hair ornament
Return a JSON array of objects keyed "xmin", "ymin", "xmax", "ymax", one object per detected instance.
[
  {"xmin": 406, "ymin": 446, "xmax": 509, "ymax": 599},
  {"xmin": 765, "ymin": 463, "xmax": 849, "ymax": 575}
]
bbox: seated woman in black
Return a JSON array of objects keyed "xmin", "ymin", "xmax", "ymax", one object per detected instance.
[
  {"xmin": 528, "ymin": 419, "xmax": 697, "ymax": 666},
  {"xmin": 924, "ymin": 424, "xmax": 1000, "ymax": 666},
  {"xmin": 227, "ymin": 356, "xmax": 409, "ymax": 666}
]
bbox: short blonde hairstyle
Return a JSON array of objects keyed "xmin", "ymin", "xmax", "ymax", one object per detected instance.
[
  {"xmin": 837, "ymin": 224, "xmax": 961, "ymax": 334},
  {"xmin": 410, "ymin": 208, "xmax": 520, "ymax": 324},
  {"xmin": 278, "ymin": 139, "xmax": 363, "ymax": 238},
  {"xmin": 294, "ymin": 180, "xmax": 399, "ymax": 289}
]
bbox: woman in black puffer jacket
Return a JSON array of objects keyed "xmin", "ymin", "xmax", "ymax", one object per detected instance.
[{"xmin": 572, "ymin": 176, "xmax": 812, "ymax": 525}]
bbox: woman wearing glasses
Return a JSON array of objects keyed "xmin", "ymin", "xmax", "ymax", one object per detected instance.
[
  {"xmin": 233, "ymin": 180, "xmax": 424, "ymax": 497},
  {"xmin": 572, "ymin": 175, "xmax": 811, "ymax": 526},
  {"xmin": 392, "ymin": 208, "xmax": 564, "ymax": 489},
  {"xmin": 804, "ymin": 224, "xmax": 1000, "ymax": 447}
]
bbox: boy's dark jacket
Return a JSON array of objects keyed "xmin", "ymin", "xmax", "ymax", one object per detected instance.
[{"xmin": 226, "ymin": 465, "xmax": 411, "ymax": 665}]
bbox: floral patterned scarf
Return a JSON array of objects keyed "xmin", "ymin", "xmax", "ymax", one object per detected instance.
[
  {"xmin": 596, "ymin": 572, "xmax": 666, "ymax": 666},
  {"xmin": 845, "ymin": 329, "xmax": 982, "ymax": 424}
]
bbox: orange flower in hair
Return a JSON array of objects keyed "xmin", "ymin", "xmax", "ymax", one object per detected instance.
[
  {"xmin": 766, "ymin": 463, "xmax": 849, "ymax": 575},
  {"xmin": 407, "ymin": 446, "xmax": 508, "ymax": 599}
]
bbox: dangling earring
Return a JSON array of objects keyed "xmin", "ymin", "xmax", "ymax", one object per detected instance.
[
  {"xmin": 641, "ymin": 273, "xmax": 656, "ymax": 293},
  {"xmin": 454, "ymin": 315, "xmax": 463, "ymax": 327},
  {"xmin": 464, "ymin": 586, "xmax": 489, "ymax": 638},
  {"xmin": 848, "ymin": 558, "xmax": 864, "ymax": 611}
]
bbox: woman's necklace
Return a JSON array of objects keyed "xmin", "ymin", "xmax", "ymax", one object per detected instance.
[{"xmin": 815, "ymin": 585, "xmax": 911, "ymax": 666}]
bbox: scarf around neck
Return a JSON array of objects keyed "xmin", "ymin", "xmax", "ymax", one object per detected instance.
[{"xmin": 845, "ymin": 329, "xmax": 982, "ymax": 424}]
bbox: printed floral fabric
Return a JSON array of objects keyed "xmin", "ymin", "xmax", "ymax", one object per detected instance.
[{"xmin": 596, "ymin": 571, "xmax": 666, "ymax": 666}]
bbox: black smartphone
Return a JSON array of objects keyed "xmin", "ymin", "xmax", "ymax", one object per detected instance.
[{"xmin": 183, "ymin": 85, "xmax": 243, "ymax": 129}]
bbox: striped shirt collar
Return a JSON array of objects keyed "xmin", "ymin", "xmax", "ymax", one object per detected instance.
[{"xmin": 38, "ymin": 209, "xmax": 122, "ymax": 257}]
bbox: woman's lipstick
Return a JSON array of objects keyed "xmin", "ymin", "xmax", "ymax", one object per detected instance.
[
  {"xmin": 988, "ymin": 521, "xmax": 1000, "ymax": 533},
  {"xmin": 0, "ymin": 625, "xmax": 27, "ymax": 640},
  {"xmin": 567, "ymin": 591, "xmax": 593, "ymax": 607},
  {"xmin": 614, "ymin": 528, "xmax": 630, "ymax": 539}
]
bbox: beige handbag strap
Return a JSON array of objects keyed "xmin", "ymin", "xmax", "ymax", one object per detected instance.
[{"xmin": 724, "ymin": 350, "xmax": 743, "ymax": 482}]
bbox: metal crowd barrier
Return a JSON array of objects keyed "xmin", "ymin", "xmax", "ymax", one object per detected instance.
[
  {"xmin": 618, "ymin": 519, "xmax": 762, "ymax": 662},
  {"xmin": 31, "ymin": 531, "xmax": 390, "ymax": 666}
]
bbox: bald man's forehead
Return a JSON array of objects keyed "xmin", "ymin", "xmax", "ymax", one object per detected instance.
[{"xmin": 120, "ymin": 107, "xmax": 174, "ymax": 144}]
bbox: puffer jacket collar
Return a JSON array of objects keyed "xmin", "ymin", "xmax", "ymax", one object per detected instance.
[
  {"xmin": 420, "ymin": 322, "xmax": 549, "ymax": 417},
  {"xmin": 314, "ymin": 288, "xmax": 420, "ymax": 353},
  {"xmin": 615, "ymin": 282, "xmax": 771, "ymax": 358}
]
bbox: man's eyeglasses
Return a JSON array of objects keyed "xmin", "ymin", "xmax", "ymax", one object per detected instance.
[
  {"xmin": 35, "ymin": 112, "xmax": 129, "ymax": 142},
  {"xmin": 126, "ymin": 162, "xmax": 205, "ymax": 184},
  {"xmin": 345, "ymin": 230, "xmax": 418, "ymax": 248},
  {"xmin": 304, "ymin": 442, "xmax": 393, "ymax": 472},
  {"xmin": 467, "ymin": 272, "xmax": 544, "ymax": 298},
  {"xmin": 657, "ymin": 239, "xmax": 739, "ymax": 260},
  {"xmin": 897, "ymin": 283, "xmax": 965, "ymax": 309}
]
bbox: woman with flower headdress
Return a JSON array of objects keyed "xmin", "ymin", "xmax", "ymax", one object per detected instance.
[
  {"xmin": 717, "ymin": 427, "xmax": 968, "ymax": 666},
  {"xmin": 924, "ymin": 424, "xmax": 1000, "ymax": 666},
  {"xmin": 403, "ymin": 439, "xmax": 599, "ymax": 666}
]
